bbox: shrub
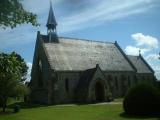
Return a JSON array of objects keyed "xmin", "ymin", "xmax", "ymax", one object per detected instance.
[
  {"xmin": 14, "ymin": 105, "xmax": 21, "ymax": 113},
  {"xmin": 123, "ymin": 83, "xmax": 160, "ymax": 116}
]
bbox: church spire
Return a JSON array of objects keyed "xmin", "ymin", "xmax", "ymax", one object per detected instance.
[
  {"xmin": 46, "ymin": 1, "xmax": 57, "ymax": 30},
  {"xmin": 46, "ymin": 1, "xmax": 59, "ymax": 43}
]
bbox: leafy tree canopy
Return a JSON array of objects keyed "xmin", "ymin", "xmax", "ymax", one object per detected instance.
[
  {"xmin": 0, "ymin": 0, "xmax": 38, "ymax": 28},
  {"xmin": 0, "ymin": 51, "xmax": 28, "ymax": 112}
]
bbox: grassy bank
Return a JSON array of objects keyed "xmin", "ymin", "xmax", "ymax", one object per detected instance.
[{"xmin": 0, "ymin": 102, "xmax": 159, "ymax": 120}]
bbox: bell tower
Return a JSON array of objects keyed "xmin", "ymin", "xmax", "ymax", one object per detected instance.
[{"xmin": 46, "ymin": 1, "xmax": 58, "ymax": 43}]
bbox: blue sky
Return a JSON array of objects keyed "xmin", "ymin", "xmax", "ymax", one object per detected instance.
[{"xmin": 0, "ymin": 0, "xmax": 160, "ymax": 80}]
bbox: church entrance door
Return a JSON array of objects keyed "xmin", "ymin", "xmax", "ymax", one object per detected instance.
[{"xmin": 95, "ymin": 82, "xmax": 105, "ymax": 102}]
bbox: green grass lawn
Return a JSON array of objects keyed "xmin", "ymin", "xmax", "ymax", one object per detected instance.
[
  {"xmin": 0, "ymin": 102, "xmax": 159, "ymax": 120},
  {"xmin": 114, "ymin": 98, "xmax": 123, "ymax": 102}
]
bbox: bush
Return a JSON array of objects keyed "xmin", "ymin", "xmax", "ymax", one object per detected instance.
[
  {"xmin": 0, "ymin": 99, "xmax": 2, "ymax": 107},
  {"xmin": 123, "ymin": 83, "xmax": 160, "ymax": 116},
  {"xmin": 14, "ymin": 105, "xmax": 21, "ymax": 113}
]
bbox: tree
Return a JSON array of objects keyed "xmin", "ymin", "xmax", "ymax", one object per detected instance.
[
  {"xmin": 0, "ymin": 0, "xmax": 38, "ymax": 28},
  {"xmin": 0, "ymin": 52, "xmax": 28, "ymax": 112},
  {"xmin": 123, "ymin": 84, "xmax": 160, "ymax": 115}
]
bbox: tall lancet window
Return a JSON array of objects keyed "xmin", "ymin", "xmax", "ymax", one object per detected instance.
[
  {"xmin": 38, "ymin": 60, "xmax": 43, "ymax": 87},
  {"xmin": 65, "ymin": 78, "xmax": 69, "ymax": 93}
]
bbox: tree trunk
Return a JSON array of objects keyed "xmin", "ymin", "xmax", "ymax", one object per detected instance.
[
  {"xmin": 2, "ymin": 97, "xmax": 7, "ymax": 112},
  {"xmin": 2, "ymin": 105, "xmax": 6, "ymax": 112}
]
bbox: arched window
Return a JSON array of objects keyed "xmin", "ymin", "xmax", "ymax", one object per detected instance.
[
  {"xmin": 147, "ymin": 76, "xmax": 150, "ymax": 81},
  {"xmin": 39, "ymin": 60, "xmax": 42, "ymax": 70},
  {"xmin": 142, "ymin": 76, "xmax": 145, "ymax": 81},
  {"xmin": 128, "ymin": 76, "xmax": 131, "ymax": 87},
  {"xmin": 38, "ymin": 60, "xmax": 43, "ymax": 87},
  {"xmin": 115, "ymin": 76, "xmax": 118, "ymax": 90},
  {"xmin": 134, "ymin": 75, "xmax": 138, "ymax": 84},
  {"xmin": 121, "ymin": 75, "xmax": 126, "ymax": 86},
  {"xmin": 108, "ymin": 75, "xmax": 113, "ymax": 87},
  {"xmin": 65, "ymin": 78, "xmax": 69, "ymax": 92}
]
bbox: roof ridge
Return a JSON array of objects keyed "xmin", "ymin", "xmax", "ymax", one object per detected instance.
[
  {"xmin": 58, "ymin": 36, "xmax": 115, "ymax": 44},
  {"xmin": 127, "ymin": 55, "xmax": 138, "ymax": 57}
]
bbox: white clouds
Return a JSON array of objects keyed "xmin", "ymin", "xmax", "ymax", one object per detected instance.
[
  {"xmin": 125, "ymin": 33, "xmax": 159, "ymax": 56},
  {"xmin": 145, "ymin": 54, "xmax": 159, "ymax": 62},
  {"xmin": 154, "ymin": 66, "xmax": 160, "ymax": 80},
  {"xmin": 125, "ymin": 33, "xmax": 160, "ymax": 80},
  {"xmin": 20, "ymin": 0, "xmax": 159, "ymax": 33},
  {"xmin": 125, "ymin": 45, "xmax": 150, "ymax": 56},
  {"xmin": 26, "ymin": 62, "xmax": 32, "ymax": 81},
  {"xmin": 148, "ymin": 59, "xmax": 160, "ymax": 80},
  {"xmin": 0, "ymin": 0, "xmax": 158, "ymax": 48},
  {"xmin": 58, "ymin": 0, "xmax": 156, "ymax": 33},
  {"xmin": 145, "ymin": 54, "xmax": 160, "ymax": 80},
  {"xmin": 22, "ymin": 0, "xmax": 61, "ymax": 14},
  {"xmin": 131, "ymin": 33, "xmax": 159, "ymax": 48},
  {"xmin": 0, "ymin": 24, "xmax": 39, "ymax": 48}
]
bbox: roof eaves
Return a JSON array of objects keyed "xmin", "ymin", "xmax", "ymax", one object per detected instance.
[
  {"xmin": 114, "ymin": 41, "xmax": 137, "ymax": 72},
  {"xmin": 139, "ymin": 54, "xmax": 154, "ymax": 73}
]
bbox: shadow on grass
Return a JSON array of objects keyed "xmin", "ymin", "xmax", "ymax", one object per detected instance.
[
  {"xmin": 7, "ymin": 102, "xmax": 48, "ymax": 109},
  {"xmin": 120, "ymin": 112, "xmax": 160, "ymax": 119},
  {"xmin": 7, "ymin": 101, "xmax": 89, "ymax": 110},
  {"xmin": 0, "ymin": 102, "xmax": 47, "ymax": 115},
  {"xmin": 7, "ymin": 100, "xmax": 114, "ymax": 109},
  {"xmin": 0, "ymin": 111, "xmax": 13, "ymax": 116}
]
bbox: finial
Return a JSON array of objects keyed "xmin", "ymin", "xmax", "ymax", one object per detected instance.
[
  {"xmin": 139, "ymin": 49, "xmax": 141, "ymax": 56},
  {"xmin": 50, "ymin": 0, "xmax": 52, "ymax": 7},
  {"xmin": 96, "ymin": 64, "xmax": 99, "ymax": 68}
]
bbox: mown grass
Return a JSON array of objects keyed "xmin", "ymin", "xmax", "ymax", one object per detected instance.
[
  {"xmin": 114, "ymin": 98, "xmax": 123, "ymax": 102},
  {"xmin": 0, "ymin": 102, "xmax": 159, "ymax": 120}
]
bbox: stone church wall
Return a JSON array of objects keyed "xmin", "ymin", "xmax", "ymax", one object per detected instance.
[
  {"xmin": 104, "ymin": 72, "xmax": 136, "ymax": 97},
  {"xmin": 103, "ymin": 72, "xmax": 155, "ymax": 98},
  {"xmin": 54, "ymin": 72, "xmax": 81, "ymax": 103},
  {"xmin": 30, "ymin": 34, "xmax": 53, "ymax": 104},
  {"xmin": 86, "ymin": 69, "xmax": 110, "ymax": 102},
  {"xmin": 52, "ymin": 71, "xmax": 155, "ymax": 104},
  {"xmin": 136, "ymin": 73, "xmax": 155, "ymax": 84}
]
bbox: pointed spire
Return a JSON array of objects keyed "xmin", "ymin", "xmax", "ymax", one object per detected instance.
[
  {"xmin": 46, "ymin": 1, "xmax": 57, "ymax": 30},
  {"xmin": 46, "ymin": 1, "xmax": 59, "ymax": 43}
]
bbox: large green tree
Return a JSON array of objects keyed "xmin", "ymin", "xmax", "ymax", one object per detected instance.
[
  {"xmin": 0, "ymin": 52, "xmax": 28, "ymax": 112},
  {"xmin": 0, "ymin": 0, "xmax": 38, "ymax": 28}
]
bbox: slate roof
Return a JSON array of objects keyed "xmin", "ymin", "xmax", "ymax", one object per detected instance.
[
  {"xmin": 127, "ymin": 55, "xmax": 154, "ymax": 73},
  {"xmin": 41, "ymin": 36, "xmax": 135, "ymax": 72}
]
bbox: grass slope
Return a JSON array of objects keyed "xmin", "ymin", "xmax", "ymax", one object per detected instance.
[{"xmin": 0, "ymin": 103, "xmax": 159, "ymax": 120}]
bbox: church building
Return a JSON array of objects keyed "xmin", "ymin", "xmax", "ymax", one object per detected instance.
[{"xmin": 29, "ymin": 3, "xmax": 155, "ymax": 104}]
